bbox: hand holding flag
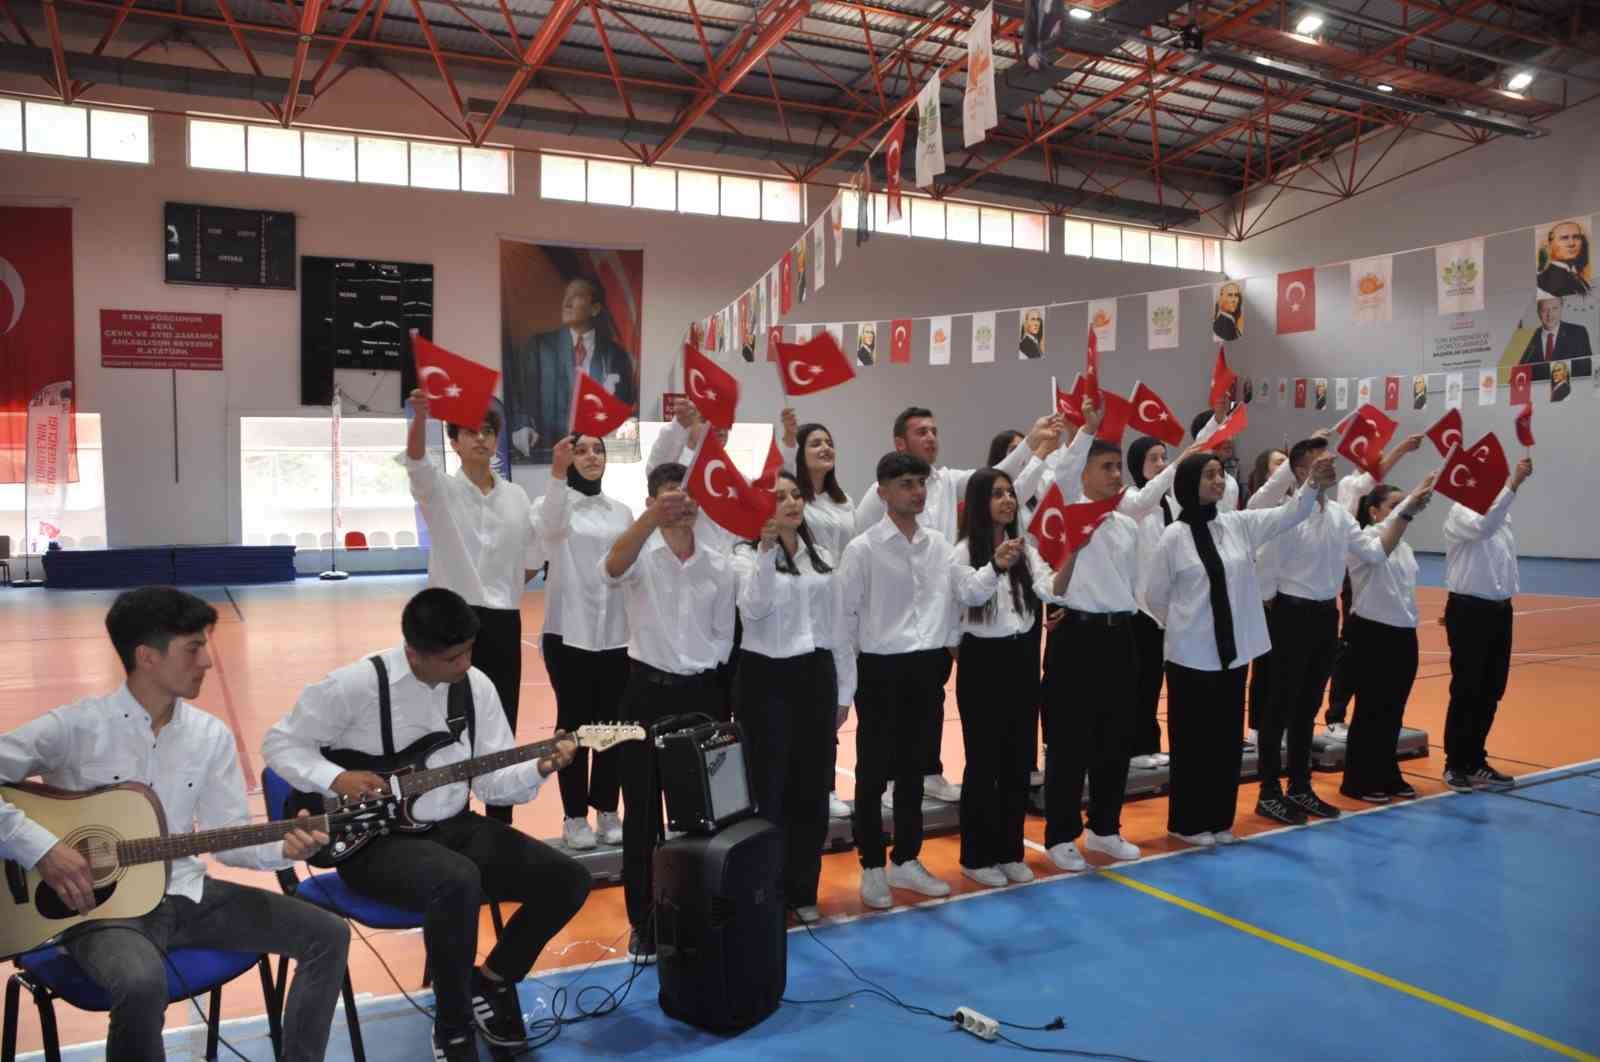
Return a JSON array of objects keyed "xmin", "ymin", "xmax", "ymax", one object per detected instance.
[
  {"xmin": 686, "ymin": 430, "xmax": 777, "ymax": 538},
  {"xmin": 1514, "ymin": 404, "xmax": 1534, "ymax": 448},
  {"xmin": 1055, "ymin": 374, "xmax": 1087, "ymax": 427},
  {"xmin": 1083, "ymin": 329, "xmax": 1102, "ymax": 410},
  {"xmin": 1196, "ymin": 403, "xmax": 1248, "ymax": 453},
  {"xmin": 1336, "ymin": 403, "xmax": 1399, "ymax": 477},
  {"xmin": 1096, "ymin": 391, "xmax": 1133, "ymax": 445},
  {"xmin": 1434, "ymin": 433, "xmax": 1510, "ymax": 515}
]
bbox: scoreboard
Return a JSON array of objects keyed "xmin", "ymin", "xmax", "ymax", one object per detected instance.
[{"xmin": 164, "ymin": 202, "xmax": 296, "ymax": 289}]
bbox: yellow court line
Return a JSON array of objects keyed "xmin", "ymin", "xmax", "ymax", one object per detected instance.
[{"xmin": 1100, "ymin": 869, "xmax": 1599, "ymax": 1062}]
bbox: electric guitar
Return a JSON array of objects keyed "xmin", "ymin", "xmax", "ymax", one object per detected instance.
[
  {"xmin": 281, "ymin": 723, "xmax": 646, "ymax": 867},
  {"xmin": 0, "ymin": 781, "xmax": 396, "ymax": 960}
]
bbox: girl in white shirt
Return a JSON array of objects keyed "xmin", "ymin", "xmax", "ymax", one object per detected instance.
[
  {"xmin": 1339, "ymin": 477, "xmax": 1435, "ymax": 803},
  {"xmin": 731, "ymin": 471, "xmax": 853, "ymax": 924},
  {"xmin": 950, "ymin": 468, "xmax": 1046, "ymax": 888},
  {"xmin": 543, "ymin": 434, "xmax": 635, "ymax": 850}
]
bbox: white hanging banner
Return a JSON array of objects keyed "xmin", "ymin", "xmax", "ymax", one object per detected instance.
[
  {"xmin": 812, "ymin": 222, "xmax": 826, "ymax": 294},
  {"xmin": 825, "ymin": 323, "xmax": 843, "ymax": 351},
  {"xmin": 829, "ymin": 194, "xmax": 844, "ymax": 267},
  {"xmin": 929, "ymin": 315, "xmax": 952, "ymax": 365},
  {"xmin": 1357, "ymin": 377, "xmax": 1374, "ymax": 406},
  {"xmin": 1147, "ymin": 289, "xmax": 1180, "ymax": 350},
  {"xmin": 1334, "ymin": 378, "xmax": 1349, "ymax": 410},
  {"xmin": 24, "ymin": 381, "xmax": 71, "ymax": 555},
  {"xmin": 971, "ymin": 311, "xmax": 996, "ymax": 363},
  {"xmin": 1088, "ymin": 298, "xmax": 1117, "ymax": 352},
  {"xmin": 915, "ymin": 76, "xmax": 946, "ymax": 188},
  {"xmin": 1477, "ymin": 368, "xmax": 1497, "ymax": 406},
  {"xmin": 1446, "ymin": 371, "xmax": 1465, "ymax": 409},
  {"xmin": 1350, "ymin": 255, "xmax": 1394, "ymax": 323},
  {"xmin": 962, "ymin": 5, "xmax": 997, "ymax": 147},
  {"xmin": 1435, "ymin": 238, "xmax": 1485, "ymax": 314}
]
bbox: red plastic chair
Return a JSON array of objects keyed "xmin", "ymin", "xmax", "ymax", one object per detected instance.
[{"xmin": 343, "ymin": 531, "xmax": 368, "ymax": 550}]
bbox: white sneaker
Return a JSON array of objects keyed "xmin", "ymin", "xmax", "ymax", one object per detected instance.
[
  {"xmin": 596, "ymin": 811, "xmax": 623, "ymax": 846},
  {"xmin": 1046, "ymin": 843, "xmax": 1088, "ymax": 872},
  {"xmin": 794, "ymin": 905, "xmax": 821, "ymax": 924},
  {"xmin": 998, "ymin": 861, "xmax": 1035, "ymax": 883},
  {"xmin": 828, "ymin": 791, "xmax": 851, "ymax": 819},
  {"xmin": 923, "ymin": 774, "xmax": 962, "ymax": 802},
  {"xmin": 1169, "ymin": 830, "xmax": 1215, "ymax": 847},
  {"xmin": 886, "ymin": 859, "xmax": 951, "ymax": 897},
  {"xmin": 562, "ymin": 817, "xmax": 597, "ymax": 850},
  {"xmin": 1084, "ymin": 831, "xmax": 1141, "ymax": 861},
  {"xmin": 1153, "ymin": 752, "xmax": 1171, "ymax": 766},
  {"xmin": 859, "ymin": 868, "xmax": 892, "ymax": 909},
  {"xmin": 1213, "ymin": 830, "xmax": 1239, "ymax": 845},
  {"xmin": 1325, "ymin": 723, "xmax": 1349, "ymax": 740},
  {"xmin": 961, "ymin": 865, "xmax": 1007, "ymax": 888},
  {"xmin": 1130, "ymin": 754, "xmax": 1159, "ymax": 769},
  {"xmin": 881, "ymin": 781, "xmax": 895, "ymax": 811},
  {"xmin": 1029, "ymin": 769, "xmax": 1045, "ymax": 787},
  {"xmin": 1246, "ymin": 729, "xmax": 1258, "ymax": 745}
]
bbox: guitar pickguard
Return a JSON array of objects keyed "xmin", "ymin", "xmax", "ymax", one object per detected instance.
[{"xmin": 34, "ymin": 880, "xmax": 118, "ymax": 921}]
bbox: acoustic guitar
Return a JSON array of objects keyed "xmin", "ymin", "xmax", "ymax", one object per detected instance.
[{"xmin": 0, "ymin": 781, "xmax": 396, "ymax": 960}]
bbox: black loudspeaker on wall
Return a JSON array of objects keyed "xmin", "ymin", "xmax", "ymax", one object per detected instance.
[{"xmin": 653, "ymin": 817, "xmax": 786, "ymax": 1033}]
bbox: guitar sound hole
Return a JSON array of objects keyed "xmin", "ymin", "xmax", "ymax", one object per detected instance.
[{"xmin": 67, "ymin": 829, "xmax": 126, "ymax": 886}]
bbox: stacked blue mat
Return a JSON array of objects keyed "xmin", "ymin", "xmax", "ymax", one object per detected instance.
[{"xmin": 41, "ymin": 546, "xmax": 296, "ymax": 588}]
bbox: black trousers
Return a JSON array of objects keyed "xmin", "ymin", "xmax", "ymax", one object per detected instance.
[
  {"xmin": 338, "ymin": 810, "xmax": 590, "ymax": 1033},
  {"xmin": 471, "ymin": 606, "xmax": 523, "ymax": 824},
  {"xmin": 1131, "ymin": 612, "xmax": 1165, "ymax": 756},
  {"xmin": 543, "ymin": 633, "xmax": 626, "ymax": 819},
  {"xmin": 1443, "ymin": 593, "xmax": 1514, "ymax": 772},
  {"xmin": 1324, "ymin": 575, "xmax": 1356, "ymax": 724},
  {"xmin": 1260, "ymin": 594, "xmax": 1338, "ymax": 794},
  {"xmin": 1248, "ymin": 646, "xmax": 1271, "ymax": 733},
  {"xmin": 1341, "ymin": 615, "xmax": 1418, "ymax": 795},
  {"xmin": 922, "ymin": 649, "xmax": 955, "ymax": 777},
  {"xmin": 954, "ymin": 633, "xmax": 1037, "ymax": 867},
  {"xmin": 1165, "ymin": 662, "xmax": 1248, "ymax": 835},
  {"xmin": 735, "ymin": 648, "xmax": 835, "ymax": 906},
  {"xmin": 617, "ymin": 663, "xmax": 724, "ymax": 929},
  {"xmin": 1044, "ymin": 618, "xmax": 1137, "ymax": 845},
  {"xmin": 853, "ymin": 649, "xmax": 947, "ymax": 868}
]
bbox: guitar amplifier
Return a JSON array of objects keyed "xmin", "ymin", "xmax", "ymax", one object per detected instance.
[{"xmin": 657, "ymin": 720, "xmax": 753, "ymax": 835}]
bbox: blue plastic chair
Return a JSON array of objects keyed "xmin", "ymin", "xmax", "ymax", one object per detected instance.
[{"xmin": 1, "ymin": 943, "xmax": 280, "ymax": 1062}]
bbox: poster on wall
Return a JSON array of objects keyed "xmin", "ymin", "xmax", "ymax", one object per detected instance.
[
  {"xmin": 1350, "ymin": 255, "xmax": 1393, "ymax": 323},
  {"xmin": 1147, "ymin": 290, "xmax": 1180, "ymax": 350},
  {"xmin": 929, "ymin": 316, "xmax": 952, "ymax": 365},
  {"xmin": 1211, "ymin": 281, "xmax": 1243, "ymax": 342},
  {"xmin": 1, "ymin": 206, "xmax": 77, "ymax": 486},
  {"xmin": 1019, "ymin": 308, "xmax": 1046, "ymax": 359},
  {"xmin": 1426, "ymin": 311, "xmax": 1495, "ymax": 373},
  {"xmin": 972, "ymin": 311, "xmax": 996, "ymax": 363},
  {"xmin": 855, "ymin": 322, "xmax": 878, "ymax": 366},
  {"xmin": 1534, "ymin": 216, "xmax": 1592, "ymax": 299},
  {"xmin": 1436, "ymin": 238, "xmax": 1485, "ymax": 314},
  {"xmin": 1507, "ymin": 291, "xmax": 1596, "ymax": 383},
  {"xmin": 499, "ymin": 240, "xmax": 642, "ymax": 465},
  {"xmin": 1088, "ymin": 299, "xmax": 1116, "ymax": 352}
]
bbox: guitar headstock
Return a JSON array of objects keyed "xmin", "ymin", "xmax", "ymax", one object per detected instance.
[{"xmin": 573, "ymin": 723, "xmax": 648, "ymax": 753}]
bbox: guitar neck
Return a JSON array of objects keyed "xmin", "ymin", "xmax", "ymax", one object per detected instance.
[
  {"xmin": 117, "ymin": 815, "xmax": 331, "ymax": 867},
  {"xmin": 398, "ymin": 737, "xmax": 562, "ymax": 799}
]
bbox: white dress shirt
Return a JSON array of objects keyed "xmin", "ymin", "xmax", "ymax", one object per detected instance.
[
  {"xmin": 0, "ymin": 687, "xmax": 290, "ymax": 899},
  {"xmin": 1144, "ymin": 483, "xmax": 1320, "ymax": 671},
  {"xmin": 1248, "ymin": 460, "xmax": 1362, "ymax": 602},
  {"xmin": 540, "ymin": 478, "xmax": 633, "ymax": 652},
  {"xmin": 601, "ymin": 530, "xmax": 737, "ymax": 674},
  {"xmin": 1037, "ymin": 511, "xmax": 1142, "ymax": 614},
  {"xmin": 403, "ymin": 454, "xmax": 537, "ymax": 609},
  {"xmin": 951, "ymin": 538, "xmax": 1048, "ymax": 638},
  {"xmin": 732, "ymin": 543, "xmax": 855, "ymax": 705},
  {"xmin": 644, "ymin": 421, "xmax": 739, "ymax": 553},
  {"xmin": 1349, "ymin": 519, "xmax": 1420, "ymax": 628},
  {"xmin": 1338, "ymin": 471, "xmax": 1376, "ymax": 515},
  {"xmin": 263, "ymin": 647, "xmax": 541, "ymax": 822},
  {"xmin": 774, "ymin": 438, "xmax": 868, "ymax": 562},
  {"xmin": 1121, "ymin": 464, "xmax": 1183, "ymax": 614},
  {"xmin": 838, "ymin": 518, "xmax": 960, "ymax": 655},
  {"xmin": 1443, "ymin": 489, "xmax": 1519, "ymax": 601},
  {"xmin": 852, "ymin": 441, "xmax": 1033, "ymax": 544}
]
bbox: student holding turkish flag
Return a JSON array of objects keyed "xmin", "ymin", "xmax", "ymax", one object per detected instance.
[
  {"xmin": 403, "ymin": 387, "xmax": 541, "ymax": 826},
  {"xmin": 1186, "ymin": 397, "xmax": 1243, "ymax": 513},
  {"xmin": 1440, "ymin": 452, "xmax": 1534, "ymax": 793},
  {"xmin": 647, "ymin": 398, "xmax": 738, "ymax": 554}
]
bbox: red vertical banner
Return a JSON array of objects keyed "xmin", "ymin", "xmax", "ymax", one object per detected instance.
[
  {"xmin": 779, "ymin": 252, "xmax": 794, "ymax": 317},
  {"xmin": 0, "ymin": 207, "xmax": 76, "ymax": 483},
  {"xmin": 885, "ymin": 119, "xmax": 906, "ymax": 223}
]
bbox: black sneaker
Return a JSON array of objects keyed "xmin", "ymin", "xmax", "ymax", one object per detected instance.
[
  {"xmin": 1443, "ymin": 768, "xmax": 1474, "ymax": 793},
  {"xmin": 1470, "ymin": 766, "xmax": 1514, "ymax": 790},
  {"xmin": 1256, "ymin": 794, "xmax": 1307, "ymax": 825},
  {"xmin": 471, "ymin": 968, "xmax": 527, "ymax": 1049},
  {"xmin": 629, "ymin": 926, "xmax": 657, "ymax": 965},
  {"xmin": 1340, "ymin": 788, "xmax": 1389, "ymax": 804},
  {"xmin": 1388, "ymin": 782, "xmax": 1418, "ymax": 800},
  {"xmin": 432, "ymin": 1025, "xmax": 476, "ymax": 1062},
  {"xmin": 1287, "ymin": 789, "xmax": 1342, "ymax": 819}
]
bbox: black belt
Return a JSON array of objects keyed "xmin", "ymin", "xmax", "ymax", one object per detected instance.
[
  {"xmin": 1447, "ymin": 592, "xmax": 1513, "ymax": 612},
  {"xmin": 631, "ymin": 661, "xmax": 718, "ymax": 687},
  {"xmin": 1062, "ymin": 609, "xmax": 1134, "ymax": 627},
  {"xmin": 1274, "ymin": 593, "xmax": 1337, "ymax": 611}
]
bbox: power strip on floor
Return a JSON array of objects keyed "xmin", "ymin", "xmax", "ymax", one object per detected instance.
[{"xmin": 955, "ymin": 1006, "xmax": 999, "ymax": 1041}]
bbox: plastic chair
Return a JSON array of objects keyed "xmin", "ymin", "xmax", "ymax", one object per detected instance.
[
  {"xmin": 394, "ymin": 531, "xmax": 417, "ymax": 547},
  {"xmin": 343, "ymin": 531, "xmax": 368, "ymax": 550},
  {"xmin": 269, "ymin": 533, "xmax": 292, "ymax": 547},
  {"xmin": 319, "ymin": 532, "xmax": 334, "ymax": 548},
  {"xmin": 293, "ymin": 533, "xmax": 317, "ymax": 549},
  {"xmin": 2, "ymin": 944, "xmax": 281, "ymax": 1062},
  {"xmin": 368, "ymin": 531, "xmax": 392, "ymax": 548}
]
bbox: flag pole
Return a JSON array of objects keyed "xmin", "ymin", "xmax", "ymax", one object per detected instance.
[
  {"xmin": 1050, "ymin": 375, "xmax": 1057, "ymax": 417},
  {"xmin": 320, "ymin": 385, "xmax": 349, "ymax": 581}
]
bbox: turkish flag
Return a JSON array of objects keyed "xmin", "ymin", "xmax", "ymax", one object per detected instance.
[
  {"xmin": 1, "ymin": 206, "xmax": 77, "ymax": 483},
  {"xmin": 1209, "ymin": 345, "xmax": 1236, "ymax": 409},
  {"xmin": 1096, "ymin": 391, "xmax": 1133, "ymax": 445},
  {"xmin": 569, "ymin": 370, "xmax": 634, "ymax": 437},
  {"xmin": 1197, "ymin": 404, "xmax": 1249, "ymax": 452},
  {"xmin": 1083, "ymin": 329, "xmax": 1103, "ymax": 411},
  {"xmin": 1337, "ymin": 404, "xmax": 1396, "ymax": 477},
  {"xmin": 1384, "ymin": 375, "xmax": 1401, "ymax": 412},
  {"xmin": 1294, "ymin": 379, "xmax": 1308, "ymax": 409},
  {"xmin": 779, "ymin": 252, "xmax": 793, "ymax": 317},
  {"xmin": 1055, "ymin": 374, "xmax": 1086, "ymax": 427},
  {"xmin": 682, "ymin": 343, "xmax": 739, "ymax": 430},
  {"xmin": 704, "ymin": 313, "xmax": 719, "ymax": 352},
  {"xmin": 412, "ymin": 334, "xmax": 500, "ymax": 430},
  {"xmin": 775, "ymin": 331, "xmax": 856, "ymax": 396},
  {"xmin": 885, "ymin": 119, "xmax": 906, "ymax": 223},
  {"xmin": 686, "ymin": 430, "xmax": 777, "ymax": 539},
  {"xmin": 889, "ymin": 318, "xmax": 912, "ymax": 364},
  {"xmin": 1276, "ymin": 267, "xmax": 1316, "ymax": 334},
  {"xmin": 1028, "ymin": 484, "xmax": 1072, "ymax": 570},
  {"xmin": 1509, "ymin": 365, "xmax": 1532, "ymax": 405},
  {"xmin": 1129, "ymin": 382, "xmax": 1186, "ymax": 446},
  {"xmin": 767, "ymin": 325, "xmax": 784, "ymax": 363},
  {"xmin": 1515, "ymin": 404, "xmax": 1535, "ymax": 448},
  {"xmin": 1425, "ymin": 407, "xmax": 1465, "ymax": 458},
  {"xmin": 1436, "ymin": 433, "xmax": 1509, "ymax": 515},
  {"xmin": 1063, "ymin": 492, "xmax": 1124, "ymax": 552},
  {"xmin": 752, "ymin": 437, "xmax": 785, "ymax": 492}
]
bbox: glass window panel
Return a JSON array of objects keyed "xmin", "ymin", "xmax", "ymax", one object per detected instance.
[
  {"xmin": 587, "ymin": 158, "xmax": 631, "ymax": 205},
  {"xmin": 188, "ymin": 118, "xmax": 245, "ymax": 170},
  {"xmin": 946, "ymin": 202, "xmax": 980, "ymax": 243},
  {"xmin": 540, "ymin": 153, "xmax": 586, "ymax": 200},
  {"xmin": 980, "ymin": 207, "xmax": 1012, "ymax": 247},
  {"xmin": 1062, "ymin": 219, "xmax": 1092, "ymax": 257},
  {"xmin": 720, "ymin": 175, "xmax": 761, "ymax": 218},
  {"xmin": 304, "ymin": 130, "xmax": 355, "ymax": 181},
  {"xmin": 357, "ymin": 136, "xmax": 408, "ymax": 185},
  {"xmin": 25, "ymin": 101, "xmax": 88, "ymax": 157},
  {"xmin": 873, "ymin": 193, "xmax": 910, "ymax": 236},
  {"xmin": 0, "ymin": 98, "xmax": 20, "ymax": 152},
  {"xmin": 633, "ymin": 165, "xmax": 676, "ymax": 210},
  {"xmin": 409, "ymin": 141, "xmax": 459, "ymax": 190},
  {"xmin": 761, "ymin": 180, "xmax": 800, "ymax": 222},
  {"xmin": 1204, "ymin": 238, "xmax": 1223, "ymax": 272},
  {"xmin": 1121, "ymin": 227, "xmax": 1150, "ymax": 264},
  {"xmin": 1178, "ymin": 235, "xmax": 1203, "ymax": 270},
  {"xmin": 1092, "ymin": 223, "xmax": 1122, "ymax": 260},
  {"xmin": 247, "ymin": 124, "xmax": 301, "ymax": 176},
  {"xmin": 1013, "ymin": 211, "xmax": 1045, "ymax": 251},
  {"xmin": 461, "ymin": 147, "xmax": 508, "ymax": 194},
  {"xmin": 89, "ymin": 109, "xmax": 148, "ymax": 163},
  {"xmin": 1150, "ymin": 233, "xmax": 1177, "ymax": 267},
  {"xmin": 678, "ymin": 169, "xmax": 719, "ymax": 214},
  {"xmin": 910, "ymin": 197, "xmax": 945, "ymax": 239}
]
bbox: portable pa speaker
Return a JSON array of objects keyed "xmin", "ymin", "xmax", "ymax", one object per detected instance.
[
  {"xmin": 657, "ymin": 720, "xmax": 753, "ymax": 835},
  {"xmin": 653, "ymin": 817, "xmax": 785, "ymax": 1032}
]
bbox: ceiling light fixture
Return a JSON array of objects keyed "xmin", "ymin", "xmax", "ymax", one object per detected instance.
[
  {"xmin": 1068, "ymin": 7, "xmax": 1094, "ymax": 20},
  {"xmin": 1507, "ymin": 71, "xmax": 1534, "ymax": 91},
  {"xmin": 1376, "ymin": 83, "xmax": 1393, "ymax": 92},
  {"xmin": 1295, "ymin": 14, "xmax": 1324, "ymax": 34}
]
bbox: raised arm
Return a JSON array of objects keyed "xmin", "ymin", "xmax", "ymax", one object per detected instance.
[
  {"xmin": 1120, "ymin": 444, "xmax": 1192, "ymax": 519},
  {"xmin": 645, "ymin": 400, "xmax": 695, "ymax": 475},
  {"xmin": 1239, "ymin": 454, "xmax": 1336, "ymax": 551},
  {"xmin": 733, "ymin": 532, "xmax": 782, "ymax": 622},
  {"xmin": 603, "ymin": 497, "xmax": 669, "ymax": 580},
  {"xmin": 540, "ymin": 437, "xmax": 574, "ymax": 542},
  {"xmin": 1247, "ymin": 458, "xmax": 1296, "ymax": 511},
  {"xmin": 401, "ymin": 389, "xmax": 442, "ymax": 501},
  {"xmin": 1444, "ymin": 458, "xmax": 1530, "ymax": 543},
  {"xmin": 1376, "ymin": 433, "xmax": 1424, "ymax": 484}
]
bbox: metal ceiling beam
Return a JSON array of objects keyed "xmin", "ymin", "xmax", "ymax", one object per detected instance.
[
  {"xmin": 41, "ymin": 0, "xmax": 71, "ymax": 98},
  {"xmin": 279, "ymin": 0, "xmax": 325, "ymax": 123},
  {"xmin": 474, "ymin": 0, "xmax": 583, "ymax": 144},
  {"xmin": 0, "ymin": 39, "xmax": 293, "ymax": 99}
]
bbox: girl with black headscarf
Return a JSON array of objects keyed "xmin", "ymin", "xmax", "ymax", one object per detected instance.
[
  {"xmin": 1144, "ymin": 451, "xmax": 1333, "ymax": 847},
  {"xmin": 540, "ymin": 433, "xmax": 635, "ymax": 851}
]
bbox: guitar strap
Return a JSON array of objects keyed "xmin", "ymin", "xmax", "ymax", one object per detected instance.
[{"xmin": 368, "ymin": 655, "xmax": 476, "ymax": 755}]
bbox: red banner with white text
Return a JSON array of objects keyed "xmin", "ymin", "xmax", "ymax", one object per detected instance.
[{"xmin": 0, "ymin": 207, "xmax": 77, "ymax": 484}]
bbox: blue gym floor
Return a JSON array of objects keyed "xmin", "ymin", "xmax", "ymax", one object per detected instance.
[{"xmin": 57, "ymin": 760, "xmax": 1598, "ymax": 1062}]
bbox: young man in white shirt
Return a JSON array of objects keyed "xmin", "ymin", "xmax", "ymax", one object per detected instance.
[
  {"xmin": 263, "ymin": 588, "xmax": 585, "ymax": 1062},
  {"xmin": 1442, "ymin": 457, "xmax": 1533, "ymax": 792},
  {"xmin": 0, "ymin": 587, "xmax": 350, "ymax": 1062},
  {"xmin": 838, "ymin": 451, "xmax": 962, "ymax": 908},
  {"xmin": 602, "ymin": 461, "xmax": 737, "ymax": 959},
  {"xmin": 404, "ymin": 389, "xmax": 541, "ymax": 825}
]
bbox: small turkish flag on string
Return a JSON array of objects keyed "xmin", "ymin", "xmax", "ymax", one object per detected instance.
[
  {"xmin": 1028, "ymin": 484, "xmax": 1073, "ymax": 570},
  {"xmin": 1197, "ymin": 404, "xmax": 1249, "ymax": 452},
  {"xmin": 1096, "ymin": 391, "xmax": 1133, "ymax": 445},
  {"xmin": 1128, "ymin": 382, "xmax": 1186, "ymax": 446},
  {"xmin": 1508, "ymin": 365, "xmax": 1532, "ymax": 406},
  {"xmin": 1063, "ymin": 492, "xmax": 1124, "ymax": 553},
  {"xmin": 686, "ymin": 429, "xmax": 777, "ymax": 539},
  {"xmin": 889, "ymin": 318, "xmax": 913, "ymax": 364},
  {"xmin": 411, "ymin": 334, "xmax": 499, "ymax": 429},
  {"xmin": 1083, "ymin": 329, "xmax": 1103, "ymax": 411},
  {"xmin": 1425, "ymin": 407, "xmax": 1465, "ymax": 458},
  {"xmin": 570, "ymin": 370, "xmax": 635, "ymax": 437},
  {"xmin": 752, "ymin": 437, "xmax": 785, "ymax": 492},
  {"xmin": 1435, "ymin": 433, "xmax": 1509, "ymax": 515},
  {"xmin": 1294, "ymin": 378, "xmax": 1308, "ymax": 409},
  {"xmin": 1055, "ymin": 374, "xmax": 1086, "ymax": 427},
  {"xmin": 885, "ymin": 119, "xmax": 906, "ymax": 223},
  {"xmin": 767, "ymin": 325, "xmax": 784, "ymax": 362},
  {"xmin": 1383, "ymin": 375, "xmax": 1401, "ymax": 412},
  {"xmin": 1276, "ymin": 267, "xmax": 1317, "ymax": 334},
  {"xmin": 1209, "ymin": 345, "xmax": 1236, "ymax": 409},
  {"xmin": 775, "ymin": 331, "xmax": 855, "ymax": 396},
  {"xmin": 779, "ymin": 252, "xmax": 794, "ymax": 317},
  {"xmin": 1514, "ymin": 404, "xmax": 1535, "ymax": 448},
  {"xmin": 682, "ymin": 343, "xmax": 739, "ymax": 430},
  {"xmin": 1337, "ymin": 404, "xmax": 1395, "ymax": 477}
]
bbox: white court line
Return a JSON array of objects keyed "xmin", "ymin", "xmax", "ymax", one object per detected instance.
[
  {"xmin": 1512, "ymin": 601, "xmax": 1600, "ymax": 617},
  {"xmin": 1420, "ymin": 650, "xmax": 1600, "ymax": 659}
]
